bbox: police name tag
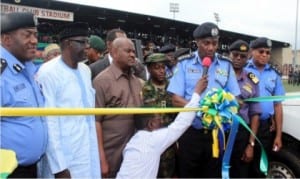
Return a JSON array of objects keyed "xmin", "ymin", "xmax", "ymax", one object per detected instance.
[
  {"xmin": 187, "ymin": 68, "xmax": 201, "ymax": 73},
  {"xmin": 14, "ymin": 83, "xmax": 26, "ymax": 92}
]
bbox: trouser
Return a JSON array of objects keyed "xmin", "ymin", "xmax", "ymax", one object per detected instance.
[
  {"xmin": 230, "ymin": 124, "xmax": 251, "ymax": 178},
  {"xmin": 157, "ymin": 144, "xmax": 176, "ymax": 178},
  {"xmin": 177, "ymin": 127, "xmax": 221, "ymax": 178},
  {"xmin": 9, "ymin": 163, "xmax": 37, "ymax": 178},
  {"xmin": 250, "ymin": 118, "xmax": 273, "ymax": 178}
]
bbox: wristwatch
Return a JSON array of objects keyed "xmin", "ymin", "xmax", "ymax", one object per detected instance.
[{"xmin": 249, "ymin": 141, "xmax": 255, "ymax": 147}]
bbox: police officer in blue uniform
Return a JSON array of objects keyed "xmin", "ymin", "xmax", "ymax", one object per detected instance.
[
  {"xmin": 0, "ymin": 12, "xmax": 47, "ymax": 177},
  {"xmin": 167, "ymin": 22, "xmax": 240, "ymax": 178},
  {"xmin": 245, "ymin": 37, "xmax": 285, "ymax": 177},
  {"xmin": 159, "ymin": 44, "xmax": 176, "ymax": 79},
  {"xmin": 228, "ymin": 40, "xmax": 261, "ymax": 178}
]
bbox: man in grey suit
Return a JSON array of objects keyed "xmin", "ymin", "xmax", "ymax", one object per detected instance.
[{"xmin": 89, "ymin": 29, "xmax": 146, "ymax": 80}]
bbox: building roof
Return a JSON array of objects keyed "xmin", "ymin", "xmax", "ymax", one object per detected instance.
[{"xmin": 3, "ymin": 0, "xmax": 290, "ymax": 50}]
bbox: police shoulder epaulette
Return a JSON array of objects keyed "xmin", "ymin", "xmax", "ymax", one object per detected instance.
[
  {"xmin": 217, "ymin": 54, "xmax": 232, "ymax": 63},
  {"xmin": 0, "ymin": 58, "xmax": 7, "ymax": 74},
  {"xmin": 178, "ymin": 53, "xmax": 195, "ymax": 61},
  {"xmin": 270, "ymin": 64, "xmax": 282, "ymax": 76},
  {"xmin": 247, "ymin": 72, "xmax": 259, "ymax": 84}
]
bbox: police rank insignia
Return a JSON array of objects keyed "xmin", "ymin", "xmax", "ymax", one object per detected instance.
[
  {"xmin": 1, "ymin": 58, "xmax": 7, "ymax": 74},
  {"xmin": 247, "ymin": 72, "xmax": 259, "ymax": 84},
  {"xmin": 13, "ymin": 64, "xmax": 22, "ymax": 73},
  {"xmin": 242, "ymin": 83, "xmax": 253, "ymax": 94},
  {"xmin": 215, "ymin": 68, "xmax": 228, "ymax": 77}
]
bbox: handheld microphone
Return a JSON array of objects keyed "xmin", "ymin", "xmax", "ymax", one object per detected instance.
[{"xmin": 202, "ymin": 57, "xmax": 212, "ymax": 77}]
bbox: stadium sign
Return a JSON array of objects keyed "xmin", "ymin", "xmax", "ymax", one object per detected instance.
[{"xmin": 1, "ymin": 3, "xmax": 74, "ymax": 22}]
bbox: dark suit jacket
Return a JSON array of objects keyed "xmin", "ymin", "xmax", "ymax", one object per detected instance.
[{"xmin": 89, "ymin": 55, "xmax": 110, "ymax": 80}]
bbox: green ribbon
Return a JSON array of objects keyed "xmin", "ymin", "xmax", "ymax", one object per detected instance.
[
  {"xmin": 241, "ymin": 94, "xmax": 300, "ymax": 175},
  {"xmin": 197, "ymin": 89, "xmax": 291, "ymax": 177},
  {"xmin": 235, "ymin": 114, "xmax": 268, "ymax": 175},
  {"xmin": 244, "ymin": 95, "xmax": 300, "ymax": 102}
]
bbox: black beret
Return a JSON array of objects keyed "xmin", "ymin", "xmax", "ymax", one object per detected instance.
[
  {"xmin": 1, "ymin": 12, "xmax": 37, "ymax": 33},
  {"xmin": 229, "ymin": 40, "xmax": 249, "ymax": 52},
  {"xmin": 250, "ymin": 37, "xmax": 272, "ymax": 49},
  {"xmin": 59, "ymin": 22, "xmax": 89, "ymax": 41},
  {"xmin": 193, "ymin": 22, "xmax": 219, "ymax": 39},
  {"xmin": 174, "ymin": 48, "xmax": 190, "ymax": 59},
  {"xmin": 159, "ymin": 44, "xmax": 176, "ymax": 53}
]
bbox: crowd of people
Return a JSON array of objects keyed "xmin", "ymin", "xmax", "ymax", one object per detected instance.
[
  {"xmin": 1, "ymin": 12, "xmax": 285, "ymax": 178},
  {"xmin": 288, "ymin": 68, "xmax": 300, "ymax": 86}
]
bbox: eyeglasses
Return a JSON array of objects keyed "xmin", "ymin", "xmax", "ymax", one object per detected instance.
[
  {"xmin": 68, "ymin": 39, "xmax": 89, "ymax": 45},
  {"xmin": 258, "ymin": 49, "xmax": 271, "ymax": 55},
  {"xmin": 232, "ymin": 52, "xmax": 247, "ymax": 59}
]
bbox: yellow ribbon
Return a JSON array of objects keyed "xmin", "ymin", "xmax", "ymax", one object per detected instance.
[
  {"xmin": 0, "ymin": 149, "xmax": 17, "ymax": 179},
  {"xmin": 212, "ymin": 129, "xmax": 219, "ymax": 158},
  {"xmin": 0, "ymin": 107, "xmax": 201, "ymax": 116}
]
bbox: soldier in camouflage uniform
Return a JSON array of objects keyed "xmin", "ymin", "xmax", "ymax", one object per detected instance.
[{"xmin": 143, "ymin": 53, "xmax": 176, "ymax": 177}]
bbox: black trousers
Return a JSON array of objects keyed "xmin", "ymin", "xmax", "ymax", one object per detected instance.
[
  {"xmin": 250, "ymin": 119, "xmax": 273, "ymax": 178},
  {"xmin": 8, "ymin": 163, "xmax": 37, "ymax": 178},
  {"xmin": 229, "ymin": 125, "xmax": 251, "ymax": 178},
  {"xmin": 177, "ymin": 127, "xmax": 221, "ymax": 178}
]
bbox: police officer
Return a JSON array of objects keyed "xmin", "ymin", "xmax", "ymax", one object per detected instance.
[
  {"xmin": 174, "ymin": 48, "xmax": 191, "ymax": 62},
  {"xmin": 159, "ymin": 44, "xmax": 176, "ymax": 79},
  {"xmin": 0, "ymin": 12, "xmax": 47, "ymax": 177},
  {"xmin": 228, "ymin": 40, "xmax": 261, "ymax": 178},
  {"xmin": 143, "ymin": 53, "xmax": 175, "ymax": 177},
  {"xmin": 245, "ymin": 37, "xmax": 285, "ymax": 177},
  {"xmin": 167, "ymin": 22, "xmax": 240, "ymax": 178}
]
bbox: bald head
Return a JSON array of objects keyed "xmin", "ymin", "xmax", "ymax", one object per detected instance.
[
  {"xmin": 112, "ymin": 37, "xmax": 131, "ymax": 49},
  {"xmin": 111, "ymin": 37, "xmax": 136, "ymax": 72}
]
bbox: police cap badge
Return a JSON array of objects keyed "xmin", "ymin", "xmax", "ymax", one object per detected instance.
[
  {"xmin": 250, "ymin": 37, "xmax": 272, "ymax": 49},
  {"xmin": 193, "ymin": 22, "xmax": 219, "ymax": 39},
  {"xmin": 229, "ymin": 39, "xmax": 249, "ymax": 52}
]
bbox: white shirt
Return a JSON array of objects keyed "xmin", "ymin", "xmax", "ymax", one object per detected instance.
[
  {"xmin": 108, "ymin": 53, "xmax": 113, "ymax": 64},
  {"xmin": 116, "ymin": 93, "xmax": 200, "ymax": 179},
  {"xmin": 36, "ymin": 56, "xmax": 100, "ymax": 178}
]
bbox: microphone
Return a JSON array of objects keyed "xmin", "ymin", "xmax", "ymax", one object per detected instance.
[{"xmin": 202, "ymin": 57, "xmax": 212, "ymax": 77}]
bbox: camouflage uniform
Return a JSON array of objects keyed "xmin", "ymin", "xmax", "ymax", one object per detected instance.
[{"xmin": 142, "ymin": 80, "xmax": 176, "ymax": 178}]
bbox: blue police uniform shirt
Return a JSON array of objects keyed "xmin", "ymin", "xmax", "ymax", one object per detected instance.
[
  {"xmin": 0, "ymin": 46, "xmax": 47, "ymax": 165},
  {"xmin": 167, "ymin": 51, "xmax": 240, "ymax": 129},
  {"xmin": 165, "ymin": 66, "xmax": 173, "ymax": 79},
  {"xmin": 245, "ymin": 59, "xmax": 285, "ymax": 120}
]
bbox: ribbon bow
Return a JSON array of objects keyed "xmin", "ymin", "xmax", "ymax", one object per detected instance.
[{"xmin": 196, "ymin": 88, "xmax": 268, "ymax": 178}]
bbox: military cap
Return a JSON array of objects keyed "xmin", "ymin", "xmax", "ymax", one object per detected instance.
[
  {"xmin": 193, "ymin": 22, "xmax": 219, "ymax": 39},
  {"xmin": 144, "ymin": 53, "xmax": 168, "ymax": 64},
  {"xmin": 229, "ymin": 40, "xmax": 249, "ymax": 52},
  {"xmin": 1, "ymin": 12, "xmax": 38, "ymax": 33},
  {"xmin": 89, "ymin": 35, "xmax": 106, "ymax": 52},
  {"xmin": 59, "ymin": 22, "xmax": 89, "ymax": 41},
  {"xmin": 250, "ymin": 37, "xmax": 272, "ymax": 49},
  {"xmin": 174, "ymin": 48, "xmax": 190, "ymax": 59},
  {"xmin": 159, "ymin": 44, "xmax": 176, "ymax": 53}
]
